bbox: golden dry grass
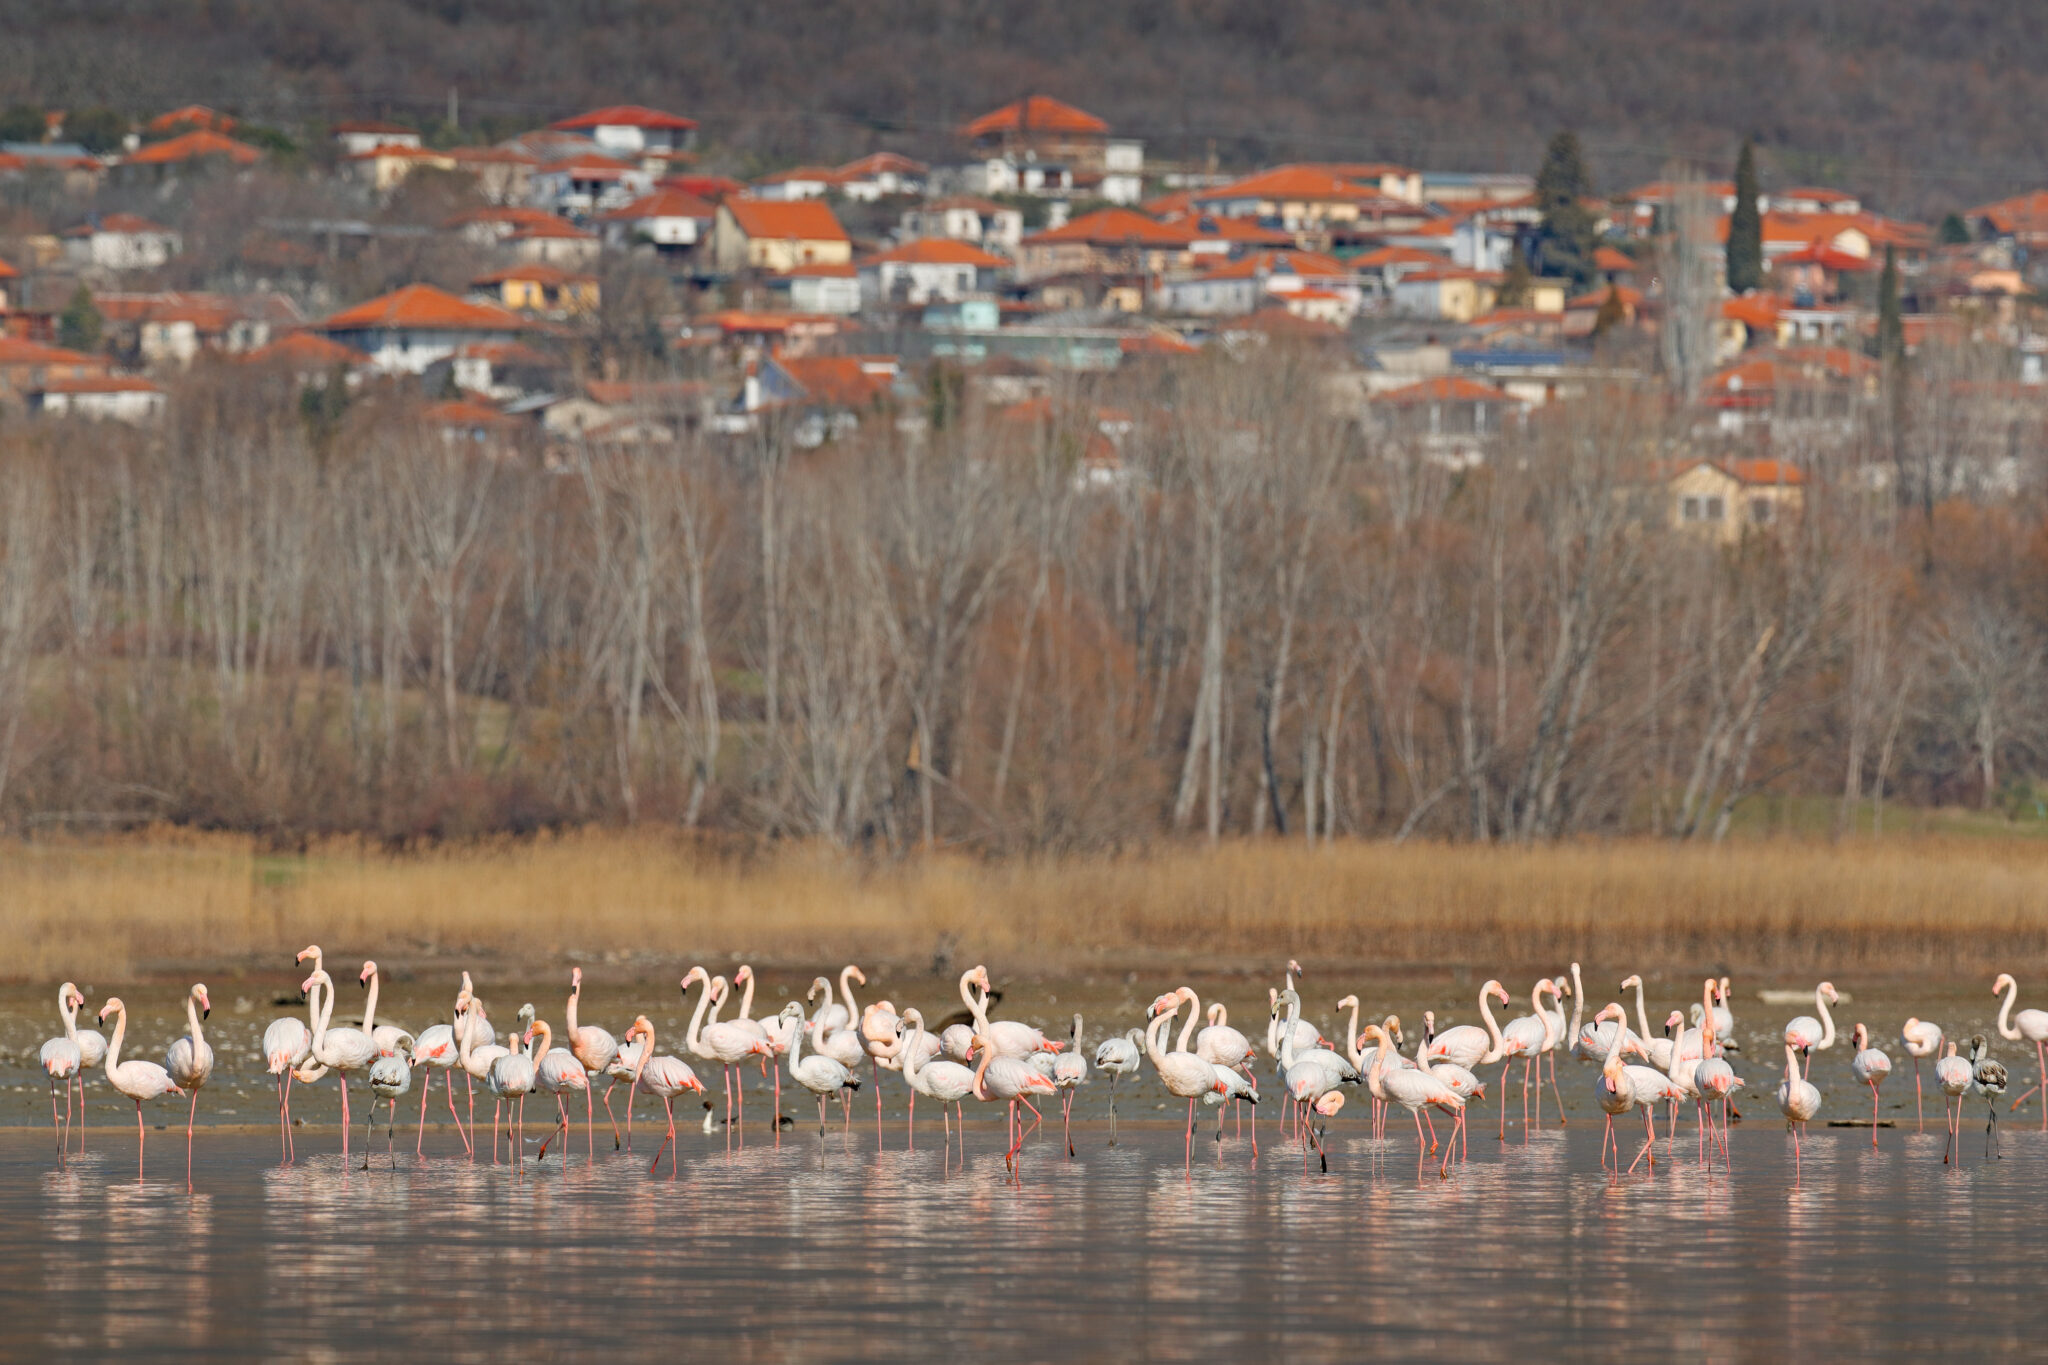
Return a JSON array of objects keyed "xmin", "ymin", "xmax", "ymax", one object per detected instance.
[{"xmin": 5, "ymin": 828, "xmax": 2048, "ymax": 981}]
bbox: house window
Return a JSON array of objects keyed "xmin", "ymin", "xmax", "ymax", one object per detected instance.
[
  {"xmin": 1680, "ymin": 495, "xmax": 1726, "ymax": 523},
  {"xmin": 1749, "ymin": 497, "xmax": 1774, "ymax": 524}
]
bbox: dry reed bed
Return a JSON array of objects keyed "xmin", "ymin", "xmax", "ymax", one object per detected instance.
[{"xmin": 4, "ymin": 830, "xmax": 2047, "ymax": 981}]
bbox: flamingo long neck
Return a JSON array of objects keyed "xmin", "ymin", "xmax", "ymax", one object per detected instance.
[
  {"xmin": 566, "ymin": 978, "xmax": 581, "ymax": 1038},
  {"xmin": 1366, "ymin": 1028, "xmax": 1391, "ymax": 1088},
  {"xmin": 1265, "ymin": 990, "xmax": 1282, "ymax": 1053},
  {"xmin": 1631, "ymin": 980, "xmax": 1651, "ymax": 1044},
  {"xmin": 362, "ymin": 969, "xmax": 381, "ymax": 1034},
  {"xmin": 1144, "ymin": 1006, "xmax": 1172, "ymax": 1070},
  {"xmin": 1478, "ymin": 987, "xmax": 1505, "ymax": 1050},
  {"xmin": 104, "ymin": 1007, "xmax": 126, "ymax": 1074},
  {"xmin": 839, "ymin": 967, "xmax": 861, "ymax": 1024},
  {"xmin": 60, "ymin": 988, "xmax": 79, "ymax": 1044},
  {"xmin": 1568, "ymin": 964, "xmax": 1585, "ymax": 1040},
  {"xmin": 1783, "ymin": 1043, "xmax": 1799, "ymax": 1087},
  {"xmin": 1533, "ymin": 982, "xmax": 1557, "ymax": 1049},
  {"xmin": 1814, "ymin": 985, "xmax": 1835, "ymax": 1049},
  {"xmin": 1997, "ymin": 977, "xmax": 2020, "ymax": 1040},
  {"xmin": 1279, "ymin": 993, "xmax": 1301, "ymax": 1068},
  {"xmin": 737, "ymin": 970, "xmax": 756, "ymax": 1024},
  {"xmin": 186, "ymin": 992, "xmax": 207, "ymax": 1050},
  {"xmin": 630, "ymin": 1027, "xmax": 655, "ymax": 1086},
  {"xmin": 1176, "ymin": 990, "xmax": 1201, "ymax": 1052},
  {"xmin": 1601, "ymin": 1013, "xmax": 1628, "ymax": 1087},
  {"xmin": 972, "ymin": 1040, "xmax": 994, "ymax": 1100},
  {"xmin": 1070, "ymin": 1015, "xmax": 1084, "ymax": 1052},
  {"xmin": 310, "ymin": 972, "xmax": 335, "ymax": 1051},
  {"xmin": 958, "ymin": 970, "xmax": 979, "ymax": 1021},
  {"xmin": 708, "ymin": 977, "xmax": 729, "ymax": 1027},
  {"xmin": 1343, "ymin": 999, "xmax": 1363, "ymax": 1068},
  {"xmin": 529, "ymin": 1021, "xmax": 552, "ymax": 1062},
  {"xmin": 785, "ymin": 1014, "xmax": 806, "ymax": 1073},
  {"xmin": 684, "ymin": 974, "xmax": 712, "ymax": 1054},
  {"xmin": 902, "ymin": 1016, "xmax": 926, "ymax": 1082}
]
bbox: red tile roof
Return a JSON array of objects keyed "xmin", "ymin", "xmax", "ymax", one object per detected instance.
[
  {"xmin": 551, "ymin": 105, "xmax": 698, "ymax": 133},
  {"xmin": 125, "ymin": 130, "xmax": 260, "ymax": 167},
  {"xmin": 1195, "ymin": 165, "xmax": 1386, "ymax": 204},
  {"xmin": 0, "ymin": 337, "xmax": 100, "ymax": 367},
  {"xmin": 1720, "ymin": 458, "xmax": 1805, "ymax": 485},
  {"xmin": 147, "ymin": 105, "xmax": 233, "ymax": 135},
  {"xmin": 422, "ymin": 398, "xmax": 518, "ymax": 427},
  {"xmin": 0, "ymin": 256, "xmax": 16, "ymax": 280},
  {"xmin": 1773, "ymin": 241, "xmax": 1875, "ymax": 271},
  {"xmin": 507, "ymin": 218, "xmax": 597, "ymax": 241},
  {"xmin": 472, "ymin": 263, "xmax": 596, "ymax": 286},
  {"xmin": 1721, "ymin": 295, "xmax": 1782, "ymax": 329},
  {"xmin": 836, "ymin": 152, "xmax": 927, "ymax": 178},
  {"xmin": 1023, "ymin": 208, "xmax": 1193, "ymax": 248},
  {"xmin": 39, "ymin": 374, "xmax": 162, "ymax": 395},
  {"xmin": 1375, "ymin": 376, "xmax": 1517, "ymax": 405},
  {"xmin": 322, "ymin": 284, "xmax": 525, "ymax": 332},
  {"xmin": 1566, "ymin": 284, "xmax": 1644, "ymax": 310},
  {"xmin": 445, "ymin": 206, "xmax": 560, "ymax": 231},
  {"xmin": 723, "ymin": 198, "xmax": 849, "ymax": 243},
  {"xmin": 1352, "ymin": 245, "xmax": 1447, "ymax": 269},
  {"xmin": 865, "ymin": 238, "xmax": 1007, "ymax": 267},
  {"xmin": 1198, "ymin": 249, "xmax": 1348, "ymax": 281},
  {"xmin": 599, "ymin": 188, "xmax": 717, "ymax": 221},
  {"xmin": 962, "ymin": 96, "xmax": 1108, "ymax": 139},
  {"xmin": 1594, "ymin": 246, "xmax": 1638, "ymax": 272},
  {"xmin": 774, "ymin": 354, "xmax": 898, "ymax": 407},
  {"xmin": 241, "ymin": 331, "xmax": 363, "ymax": 368},
  {"xmin": 63, "ymin": 213, "xmax": 173, "ymax": 237},
  {"xmin": 662, "ymin": 174, "xmax": 745, "ymax": 201}
]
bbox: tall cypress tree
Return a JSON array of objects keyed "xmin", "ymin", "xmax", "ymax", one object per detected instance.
[
  {"xmin": 1726, "ymin": 139, "xmax": 1763, "ymax": 294},
  {"xmin": 1876, "ymin": 243, "xmax": 1903, "ymax": 363},
  {"xmin": 1533, "ymin": 130, "xmax": 1599, "ymax": 291}
]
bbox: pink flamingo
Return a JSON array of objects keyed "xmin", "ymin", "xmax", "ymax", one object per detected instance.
[
  {"xmin": 562, "ymin": 967, "xmax": 620, "ymax": 1155},
  {"xmin": 95, "ymin": 998, "xmax": 183, "ymax": 1179},
  {"xmin": 1899, "ymin": 1018, "xmax": 1943, "ymax": 1133},
  {"xmin": 971, "ymin": 1031, "xmax": 1056, "ymax": 1168},
  {"xmin": 39, "ymin": 983, "xmax": 88, "ymax": 1163},
  {"xmin": 1993, "ymin": 973, "xmax": 2048, "ymax": 1130},
  {"xmin": 624, "ymin": 1015, "xmax": 705, "ymax": 1174}
]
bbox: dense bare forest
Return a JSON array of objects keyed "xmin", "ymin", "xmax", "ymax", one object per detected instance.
[
  {"xmin": 0, "ymin": 341, "xmax": 2040, "ymax": 849},
  {"xmin": 1, "ymin": 1, "xmax": 2044, "ymax": 212}
]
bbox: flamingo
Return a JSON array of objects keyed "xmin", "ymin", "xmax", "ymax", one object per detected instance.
[
  {"xmin": 1589, "ymin": 1003, "xmax": 1651, "ymax": 1174},
  {"xmin": 1783, "ymin": 981, "xmax": 1839, "ymax": 1077},
  {"xmin": 262, "ymin": 1001, "xmax": 312, "ymax": 1163},
  {"xmin": 971, "ymin": 1031, "xmax": 1056, "ymax": 1168},
  {"xmin": 1418, "ymin": 1018, "xmax": 1485, "ymax": 1161},
  {"xmin": 60, "ymin": 985, "xmax": 107, "ymax": 1156},
  {"xmin": 1364, "ymin": 1022, "xmax": 1461, "ymax": 1178},
  {"xmin": 1483, "ymin": 979, "xmax": 1559, "ymax": 1139},
  {"xmin": 365, "ymin": 1049, "xmax": 412, "ymax": 1170},
  {"xmin": 1273, "ymin": 989, "xmax": 1352, "ymax": 1146},
  {"xmin": 898, "ymin": 1008, "xmax": 975, "ymax": 1148},
  {"xmin": 39, "ymin": 983, "xmax": 88, "ymax": 1161},
  {"xmin": 1992, "ymin": 973, "xmax": 2048, "ymax": 1130},
  {"xmin": 1777, "ymin": 1041, "xmax": 1822, "ymax": 1179},
  {"xmin": 787, "ymin": 1000, "xmax": 860, "ymax": 1137},
  {"xmin": 534, "ymin": 1017, "xmax": 591, "ymax": 1163},
  {"xmin": 1936, "ymin": 1041, "xmax": 1973, "ymax": 1164},
  {"xmin": 456, "ymin": 997, "xmax": 514, "ymax": 1163},
  {"xmin": 163, "ymin": 983, "xmax": 214, "ymax": 1176},
  {"xmin": 960, "ymin": 966, "xmax": 1061, "ymax": 1058},
  {"xmin": 555, "ymin": 968, "xmax": 617, "ymax": 1157},
  {"xmin": 1196, "ymin": 1003, "xmax": 1256, "ymax": 1069},
  {"xmin": 683, "ymin": 968, "xmax": 771, "ymax": 1134},
  {"xmin": 357, "ymin": 961, "xmax": 415, "ymax": 1058},
  {"xmin": 302, "ymin": 967, "xmax": 377, "ymax": 1163},
  {"xmin": 1621, "ymin": 976, "xmax": 1680, "ymax": 1071},
  {"xmin": 95, "ymin": 998, "xmax": 183, "ymax": 1178},
  {"xmin": 1425, "ymin": 979, "xmax": 1502, "ymax": 1071},
  {"xmin": 728, "ymin": 964, "xmax": 779, "ymax": 1124},
  {"xmin": 1093, "ymin": 1027, "xmax": 1145, "ymax": 1145},
  {"xmin": 409, "ymin": 997, "xmax": 468, "ymax": 1159},
  {"xmin": 1970, "ymin": 1034, "xmax": 2008, "ymax": 1160},
  {"xmin": 605, "ymin": 1031, "xmax": 648, "ymax": 1151},
  {"xmin": 453, "ymin": 974, "xmax": 495, "ymax": 1142},
  {"xmin": 809, "ymin": 965, "xmax": 865, "ymax": 1035},
  {"xmin": 1849, "ymin": 1023, "xmax": 1892, "ymax": 1149},
  {"xmin": 1899, "ymin": 1017, "xmax": 1944, "ymax": 1134},
  {"xmin": 1050, "ymin": 1014, "xmax": 1090, "ymax": 1157},
  {"xmin": 1150, "ymin": 987, "xmax": 1230, "ymax": 1169},
  {"xmin": 487, "ymin": 1018, "xmax": 540, "ymax": 1168},
  {"xmin": 856, "ymin": 999, "xmax": 904, "ymax": 1130},
  {"xmin": 623, "ymin": 1015, "xmax": 706, "ymax": 1174}
]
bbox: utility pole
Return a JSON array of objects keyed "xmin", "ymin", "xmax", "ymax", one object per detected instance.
[{"xmin": 447, "ymin": 86, "xmax": 459, "ymax": 131}]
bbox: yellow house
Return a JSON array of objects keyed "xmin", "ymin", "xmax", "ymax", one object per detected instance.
[
  {"xmin": 1668, "ymin": 458, "xmax": 1805, "ymax": 543},
  {"xmin": 347, "ymin": 145, "xmax": 458, "ymax": 193},
  {"xmin": 470, "ymin": 264, "xmax": 600, "ymax": 317},
  {"xmin": 712, "ymin": 198, "xmax": 852, "ymax": 272}
]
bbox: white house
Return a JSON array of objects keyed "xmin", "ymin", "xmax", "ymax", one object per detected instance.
[
  {"xmin": 547, "ymin": 105, "xmax": 698, "ymax": 159},
  {"xmin": 750, "ymin": 167, "xmax": 837, "ymax": 201},
  {"xmin": 331, "ymin": 121, "xmax": 421, "ymax": 158},
  {"xmin": 527, "ymin": 154, "xmax": 653, "ymax": 215},
  {"xmin": 596, "ymin": 187, "xmax": 717, "ymax": 253},
  {"xmin": 931, "ymin": 158, "xmax": 1072, "ymax": 199},
  {"xmin": 1156, "ymin": 250, "xmax": 1357, "ymax": 318},
  {"xmin": 900, "ymin": 197, "xmax": 1025, "ymax": 252},
  {"xmin": 61, "ymin": 214, "xmax": 182, "ymax": 271},
  {"xmin": 834, "ymin": 152, "xmax": 927, "ymax": 201},
  {"xmin": 31, "ymin": 375, "xmax": 165, "ymax": 422},
  {"xmin": 320, "ymin": 284, "xmax": 526, "ymax": 375},
  {"xmin": 769, "ymin": 265, "xmax": 863, "ymax": 315},
  {"xmin": 860, "ymin": 238, "xmax": 1006, "ymax": 307}
]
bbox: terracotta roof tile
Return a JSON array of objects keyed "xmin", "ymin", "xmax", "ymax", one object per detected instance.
[
  {"xmin": 551, "ymin": 105, "xmax": 697, "ymax": 133},
  {"xmin": 322, "ymin": 284, "xmax": 525, "ymax": 333},
  {"xmin": 865, "ymin": 238, "xmax": 1007, "ymax": 267},
  {"xmin": 723, "ymin": 198, "xmax": 849, "ymax": 243},
  {"xmin": 598, "ymin": 188, "xmax": 718, "ymax": 221},
  {"xmin": 1375, "ymin": 376, "xmax": 1517, "ymax": 404},
  {"xmin": 124, "ymin": 129, "xmax": 260, "ymax": 167},
  {"xmin": 1022, "ymin": 208, "xmax": 1193, "ymax": 248},
  {"xmin": 962, "ymin": 96, "xmax": 1108, "ymax": 139}
]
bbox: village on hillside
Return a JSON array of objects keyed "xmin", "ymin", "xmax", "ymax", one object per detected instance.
[{"xmin": 0, "ymin": 94, "xmax": 2041, "ymax": 520}]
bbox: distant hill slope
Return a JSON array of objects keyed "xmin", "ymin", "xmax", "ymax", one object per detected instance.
[{"xmin": 0, "ymin": 0, "xmax": 2038, "ymax": 213}]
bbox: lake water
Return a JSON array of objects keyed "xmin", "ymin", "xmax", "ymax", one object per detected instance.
[{"xmin": 6, "ymin": 970, "xmax": 2048, "ymax": 1359}]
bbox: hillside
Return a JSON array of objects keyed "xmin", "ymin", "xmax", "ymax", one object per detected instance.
[{"xmin": 0, "ymin": 0, "xmax": 2041, "ymax": 214}]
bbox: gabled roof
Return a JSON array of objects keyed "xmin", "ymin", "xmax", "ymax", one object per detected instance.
[
  {"xmin": 1197, "ymin": 249, "xmax": 1348, "ymax": 281},
  {"xmin": 1195, "ymin": 165, "xmax": 1385, "ymax": 204},
  {"xmin": 836, "ymin": 152, "xmax": 927, "ymax": 178},
  {"xmin": 962, "ymin": 96, "xmax": 1108, "ymax": 139},
  {"xmin": 1721, "ymin": 294, "xmax": 1782, "ymax": 329},
  {"xmin": 1022, "ymin": 208, "xmax": 1193, "ymax": 248},
  {"xmin": 507, "ymin": 218, "xmax": 597, "ymax": 241},
  {"xmin": 39, "ymin": 374, "xmax": 162, "ymax": 395},
  {"xmin": 865, "ymin": 238, "xmax": 1007, "ymax": 267},
  {"xmin": 64, "ymin": 212, "xmax": 173, "ymax": 237},
  {"xmin": 1375, "ymin": 376, "xmax": 1518, "ymax": 405},
  {"xmin": 0, "ymin": 337, "xmax": 100, "ymax": 367},
  {"xmin": 772, "ymin": 354, "xmax": 899, "ymax": 407},
  {"xmin": 241, "ymin": 331, "xmax": 364, "ymax": 368},
  {"xmin": 1773, "ymin": 240, "xmax": 1875, "ymax": 271},
  {"xmin": 662, "ymin": 173, "xmax": 745, "ymax": 201},
  {"xmin": 1677, "ymin": 457, "xmax": 1807, "ymax": 486},
  {"xmin": 1184, "ymin": 215, "xmax": 1294, "ymax": 247},
  {"xmin": 1352, "ymin": 244, "xmax": 1448, "ymax": 269},
  {"xmin": 472, "ymin": 262, "xmax": 596, "ymax": 286},
  {"xmin": 598, "ymin": 188, "xmax": 718, "ymax": 222},
  {"xmin": 534, "ymin": 153, "xmax": 641, "ymax": 177},
  {"xmin": 1594, "ymin": 246, "xmax": 1638, "ymax": 272},
  {"xmin": 322, "ymin": 284, "xmax": 525, "ymax": 333},
  {"xmin": 551, "ymin": 105, "xmax": 698, "ymax": 133},
  {"xmin": 147, "ymin": 105, "xmax": 232, "ymax": 135},
  {"xmin": 754, "ymin": 165, "xmax": 840, "ymax": 186},
  {"xmin": 124, "ymin": 129, "xmax": 260, "ymax": 167},
  {"xmin": 722, "ymin": 198, "xmax": 849, "ymax": 243}
]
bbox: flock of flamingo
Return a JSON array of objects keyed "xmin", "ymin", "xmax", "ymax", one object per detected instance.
[{"xmin": 34, "ymin": 950, "xmax": 2048, "ymax": 1182}]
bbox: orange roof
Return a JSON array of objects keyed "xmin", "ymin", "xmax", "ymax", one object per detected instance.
[
  {"xmin": 63, "ymin": 212, "xmax": 173, "ymax": 237},
  {"xmin": 1352, "ymin": 245, "xmax": 1446, "ymax": 269},
  {"xmin": 663, "ymin": 174, "xmax": 745, "ymax": 201},
  {"xmin": 1721, "ymin": 295, "xmax": 1782, "ymax": 329},
  {"xmin": 1773, "ymin": 240, "xmax": 1874, "ymax": 271},
  {"xmin": 599, "ymin": 188, "xmax": 717, "ymax": 221},
  {"xmin": 0, "ymin": 256, "xmax": 16, "ymax": 279},
  {"xmin": 1626, "ymin": 180, "xmax": 1734, "ymax": 203},
  {"xmin": 422, "ymin": 398, "xmax": 517, "ymax": 427},
  {"xmin": 472, "ymin": 263, "xmax": 595, "ymax": 286},
  {"xmin": 781, "ymin": 263, "xmax": 858, "ymax": 278},
  {"xmin": 241, "ymin": 331, "xmax": 363, "ymax": 368},
  {"xmin": 1375, "ymin": 376, "xmax": 1517, "ymax": 405},
  {"xmin": 445, "ymin": 206, "xmax": 560, "ymax": 231},
  {"xmin": 1199, "ymin": 249, "xmax": 1349, "ymax": 281},
  {"xmin": 865, "ymin": 238, "xmax": 1007, "ymax": 267},
  {"xmin": 551, "ymin": 105, "xmax": 697, "ymax": 132},
  {"xmin": 322, "ymin": 284, "xmax": 525, "ymax": 332},
  {"xmin": 774, "ymin": 354, "xmax": 898, "ymax": 407},
  {"xmin": 1185, "ymin": 215, "xmax": 1294, "ymax": 246},
  {"xmin": 0, "ymin": 337, "xmax": 99, "ymax": 367},
  {"xmin": 1231, "ymin": 307, "xmax": 1344, "ymax": 339},
  {"xmin": 1718, "ymin": 458, "xmax": 1805, "ymax": 486},
  {"xmin": 1594, "ymin": 246, "xmax": 1638, "ymax": 272},
  {"xmin": 1197, "ymin": 165, "xmax": 1385, "ymax": 204},
  {"xmin": 754, "ymin": 165, "xmax": 840, "ymax": 186},
  {"xmin": 1121, "ymin": 330, "xmax": 1200, "ymax": 356},
  {"xmin": 962, "ymin": 96, "xmax": 1108, "ymax": 139},
  {"xmin": 125, "ymin": 129, "xmax": 260, "ymax": 167},
  {"xmin": 147, "ymin": 105, "xmax": 232, "ymax": 135},
  {"xmin": 722, "ymin": 198, "xmax": 849, "ymax": 243},
  {"xmin": 1023, "ymin": 208, "xmax": 1193, "ymax": 248},
  {"xmin": 1778, "ymin": 186, "xmax": 1857, "ymax": 205},
  {"xmin": 1566, "ymin": 284, "xmax": 1644, "ymax": 310},
  {"xmin": 507, "ymin": 218, "xmax": 596, "ymax": 241},
  {"xmin": 534, "ymin": 153, "xmax": 640, "ymax": 177},
  {"xmin": 39, "ymin": 374, "xmax": 161, "ymax": 395},
  {"xmin": 1143, "ymin": 189, "xmax": 1198, "ymax": 218},
  {"xmin": 836, "ymin": 152, "xmax": 927, "ymax": 178}
]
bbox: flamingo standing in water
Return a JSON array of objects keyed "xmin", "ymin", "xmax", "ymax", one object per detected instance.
[
  {"xmin": 1783, "ymin": 981, "xmax": 1839, "ymax": 1078},
  {"xmin": 1195, "ymin": 1002, "xmax": 1254, "ymax": 1139},
  {"xmin": 961, "ymin": 966, "xmax": 1062, "ymax": 1059},
  {"xmin": 409, "ymin": 994, "xmax": 468, "ymax": 1158},
  {"xmin": 487, "ymin": 1019, "xmax": 540, "ymax": 1168},
  {"xmin": 456, "ymin": 996, "xmax": 513, "ymax": 1163},
  {"xmin": 899, "ymin": 1008, "xmax": 975, "ymax": 1148},
  {"xmin": 809, "ymin": 965, "xmax": 865, "ymax": 1036},
  {"xmin": 786, "ymin": 1001, "xmax": 860, "ymax": 1138},
  {"xmin": 1970, "ymin": 1034, "xmax": 2008, "ymax": 1161},
  {"xmin": 727, "ymin": 964, "xmax": 780, "ymax": 1126},
  {"xmin": 1849, "ymin": 1023, "xmax": 1892, "ymax": 1149},
  {"xmin": 971, "ymin": 1031, "xmax": 1056, "ymax": 1168},
  {"xmin": 357, "ymin": 962, "xmax": 415, "ymax": 1059},
  {"xmin": 861, "ymin": 1000, "xmax": 904, "ymax": 1133},
  {"xmin": 1992, "ymin": 973, "xmax": 2048, "ymax": 1130},
  {"xmin": 1777, "ymin": 1041, "xmax": 1822, "ymax": 1179},
  {"xmin": 1936, "ymin": 1041, "xmax": 1974, "ymax": 1164},
  {"xmin": 534, "ymin": 1018, "xmax": 591, "ymax": 1164},
  {"xmin": 1589, "ymin": 1003, "xmax": 1649, "ymax": 1174},
  {"xmin": 624, "ymin": 1015, "xmax": 706, "ymax": 1175},
  {"xmin": 682, "ymin": 968, "xmax": 771, "ymax": 1134},
  {"xmin": 1050, "ymin": 1014, "xmax": 1090, "ymax": 1157},
  {"xmin": 1093, "ymin": 1027, "xmax": 1144, "ymax": 1145},
  {"xmin": 96, "ymin": 998, "xmax": 182, "ymax": 1178},
  {"xmin": 163, "ymin": 983, "xmax": 214, "ymax": 1177},
  {"xmin": 1491, "ymin": 978, "xmax": 1560, "ymax": 1134},
  {"xmin": 262, "ymin": 1002, "xmax": 312, "ymax": 1163},
  {"xmin": 302, "ymin": 968, "xmax": 377, "ymax": 1163},
  {"xmin": 1899, "ymin": 1017, "xmax": 1944, "ymax": 1133},
  {"xmin": 560, "ymin": 968, "xmax": 618, "ymax": 1157},
  {"xmin": 63, "ymin": 987, "xmax": 107, "ymax": 1155},
  {"xmin": 1365, "ymin": 1022, "xmax": 1461, "ymax": 1179},
  {"xmin": 366, "ymin": 1049, "xmax": 412, "ymax": 1170},
  {"xmin": 39, "ymin": 983, "xmax": 89, "ymax": 1161},
  {"xmin": 1147, "ymin": 987, "xmax": 1224, "ymax": 1170}
]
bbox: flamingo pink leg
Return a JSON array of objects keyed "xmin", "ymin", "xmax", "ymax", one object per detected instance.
[{"xmin": 416, "ymin": 1071, "xmax": 432, "ymax": 1156}]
